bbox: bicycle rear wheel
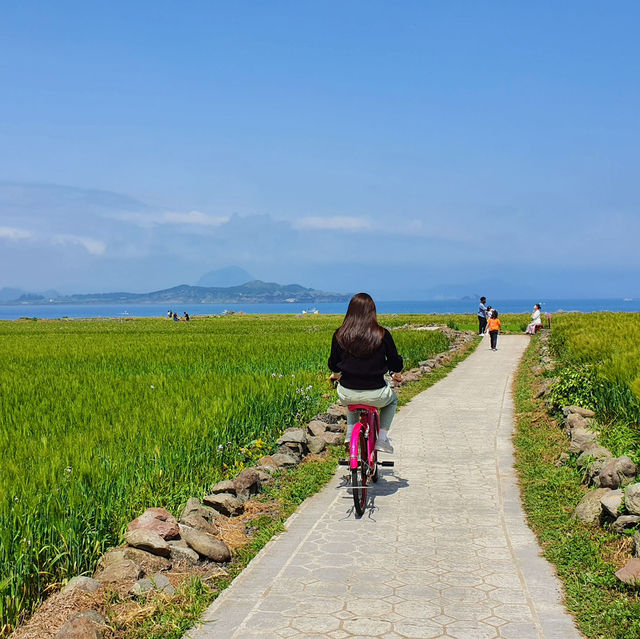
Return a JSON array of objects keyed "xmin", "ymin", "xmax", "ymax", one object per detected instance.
[
  {"xmin": 371, "ymin": 413, "xmax": 379, "ymax": 483},
  {"xmin": 352, "ymin": 430, "xmax": 368, "ymax": 516}
]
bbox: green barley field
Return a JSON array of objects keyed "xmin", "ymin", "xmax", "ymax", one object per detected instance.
[
  {"xmin": 548, "ymin": 312, "xmax": 640, "ymax": 459},
  {"xmin": 0, "ymin": 313, "xmax": 458, "ymax": 635}
]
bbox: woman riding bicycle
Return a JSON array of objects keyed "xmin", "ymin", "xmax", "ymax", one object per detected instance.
[{"xmin": 328, "ymin": 293, "xmax": 403, "ymax": 453}]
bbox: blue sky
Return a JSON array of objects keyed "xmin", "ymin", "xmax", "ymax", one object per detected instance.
[{"xmin": 1, "ymin": 1, "xmax": 639, "ymax": 299}]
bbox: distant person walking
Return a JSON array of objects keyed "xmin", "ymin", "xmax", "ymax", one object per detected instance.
[
  {"xmin": 488, "ymin": 309, "xmax": 501, "ymax": 351},
  {"xmin": 477, "ymin": 297, "xmax": 488, "ymax": 335},
  {"xmin": 525, "ymin": 304, "xmax": 543, "ymax": 335}
]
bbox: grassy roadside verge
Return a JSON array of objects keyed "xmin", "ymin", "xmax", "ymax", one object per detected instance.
[{"xmin": 513, "ymin": 336, "xmax": 640, "ymax": 639}]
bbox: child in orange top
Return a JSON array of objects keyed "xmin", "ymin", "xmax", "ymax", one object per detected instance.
[{"xmin": 487, "ymin": 310, "xmax": 501, "ymax": 351}]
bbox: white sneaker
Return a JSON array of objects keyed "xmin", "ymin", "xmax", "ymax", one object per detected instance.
[{"xmin": 375, "ymin": 437, "xmax": 394, "ymax": 454}]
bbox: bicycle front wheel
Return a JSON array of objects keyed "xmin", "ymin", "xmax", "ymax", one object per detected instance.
[{"xmin": 352, "ymin": 430, "xmax": 368, "ymax": 516}]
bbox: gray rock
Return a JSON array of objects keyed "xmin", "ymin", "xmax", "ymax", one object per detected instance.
[
  {"xmin": 179, "ymin": 511, "xmax": 218, "ymax": 535},
  {"xmin": 307, "ymin": 420, "xmax": 328, "ymax": 437},
  {"xmin": 276, "ymin": 445, "xmax": 302, "ymax": 461},
  {"xmin": 564, "ymin": 412, "xmax": 588, "ymax": 432},
  {"xmin": 99, "ymin": 547, "xmax": 171, "ymax": 574},
  {"xmin": 233, "ymin": 468, "xmax": 261, "ymax": 500},
  {"xmin": 276, "ymin": 428, "xmax": 307, "ymax": 445},
  {"xmin": 624, "ymin": 483, "xmax": 640, "ymax": 515},
  {"xmin": 589, "ymin": 460, "xmax": 611, "ymax": 487},
  {"xmin": 63, "ymin": 576, "xmax": 102, "ymax": 594},
  {"xmin": 208, "ymin": 480, "xmax": 236, "ymax": 495},
  {"xmin": 612, "ymin": 515, "xmax": 640, "ymax": 534},
  {"xmin": 313, "ymin": 412, "xmax": 339, "ymax": 425},
  {"xmin": 270, "ymin": 452, "xmax": 299, "ymax": 468},
  {"xmin": 535, "ymin": 378, "xmax": 556, "ymax": 399},
  {"xmin": 202, "ymin": 492, "xmax": 244, "ymax": 516},
  {"xmin": 132, "ymin": 573, "xmax": 175, "ymax": 596},
  {"xmin": 576, "ymin": 444, "xmax": 613, "ymax": 468},
  {"xmin": 324, "ymin": 420, "xmax": 347, "ymax": 433},
  {"xmin": 256, "ymin": 455, "xmax": 279, "ymax": 472},
  {"xmin": 180, "ymin": 497, "xmax": 218, "ymax": 523},
  {"xmin": 574, "ymin": 488, "xmax": 611, "ymax": 523},
  {"xmin": 180, "ymin": 526, "xmax": 231, "ymax": 562},
  {"xmin": 56, "ymin": 610, "xmax": 107, "ymax": 639},
  {"xmin": 599, "ymin": 457, "xmax": 638, "ymax": 490},
  {"xmin": 127, "ymin": 507, "xmax": 179, "ymax": 540},
  {"xmin": 320, "ymin": 431, "xmax": 344, "ymax": 446},
  {"xmin": 125, "ymin": 529, "xmax": 171, "ymax": 558},
  {"xmin": 95, "ymin": 558, "xmax": 142, "ymax": 584},
  {"xmin": 601, "ymin": 489, "xmax": 624, "ymax": 519},
  {"xmin": 568, "ymin": 427, "xmax": 597, "ymax": 453},
  {"xmin": 615, "ymin": 558, "xmax": 640, "ymax": 585},
  {"xmin": 306, "ymin": 435, "xmax": 326, "ymax": 454},
  {"xmin": 327, "ymin": 403, "xmax": 348, "ymax": 419},
  {"xmin": 280, "ymin": 442, "xmax": 303, "ymax": 455},
  {"xmin": 254, "ymin": 469, "xmax": 273, "ymax": 483},
  {"xmin": 634, "ymin": 531, "xmax": 640, "ymax": 558},
  {"xmin": 563, "ymin": 405, "xmax": 596, "ymax": 418},
  {"xmin": 168, "ymin": 540, "xmax": 200, "ymax": 565}
]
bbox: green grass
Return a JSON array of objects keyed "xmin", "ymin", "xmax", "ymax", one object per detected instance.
[
  {"xmin": 514, "ymin": 336, "xmax": 640, "ymax": 639},
  {"xmin": 0, "ymin": 313, "xmax": 455, "ymax": 635}
]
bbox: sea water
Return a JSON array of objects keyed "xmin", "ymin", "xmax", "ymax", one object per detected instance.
[{"xmin": 1, "ymin": 299, "xmax": 639, "ymax": 320}]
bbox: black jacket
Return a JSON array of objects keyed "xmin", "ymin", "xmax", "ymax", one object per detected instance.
[{"xmin": 328, "ymin": 328, "xmax": 403, "ymax": 390}]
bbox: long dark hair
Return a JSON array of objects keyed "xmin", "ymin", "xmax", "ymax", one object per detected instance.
[{"xmin": 335, "ymin": 292, "xmax": 384, "ymax": 357}]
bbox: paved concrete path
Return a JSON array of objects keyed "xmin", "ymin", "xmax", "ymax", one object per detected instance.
[{"xmin": 187, "ymin": 335, "xmax": 582, "ymax": 639}]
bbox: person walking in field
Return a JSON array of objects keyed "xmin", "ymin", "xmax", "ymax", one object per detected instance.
[
  {"xmin": 487, "ymin": 309, "xmax": 501, "ymax": 351},
  {"xmin": 328, "ymin": 293, "xmax": 403, "ymax": 454},
  {"xmin": 478, "ymin": 297, "xmax": 488, "ymax": 335}
]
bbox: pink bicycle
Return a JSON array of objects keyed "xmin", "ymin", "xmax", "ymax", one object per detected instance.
[{"xmin": 340, "ymin": 404, "xmax": 394, "ymax": 516}]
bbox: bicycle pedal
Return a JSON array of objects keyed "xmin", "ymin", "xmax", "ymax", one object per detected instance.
[
  {"xmin": 380, "ymin": 460, "xmax": 395, "ymax": 467},
  {"xmin": 338, "ymin": 458, "xmax": 349, "ymax": 466}
]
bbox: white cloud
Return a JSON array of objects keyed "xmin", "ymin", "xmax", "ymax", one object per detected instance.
[
  {"xmin": 294, "ymin": 216, "xmax": 372, "ymax": 231},
  {"xmin": 0, "ymin": 226, "xmax": 33, "ymax": 240},
  {"xmin": 53, "ymin": 234, "xmax": 107, "ymax": 256},
  {"xmin": 160, "ymin": 210, "xmax": 230, "ymax": 226},
  {"xmin": 106, "ymin": 209, "xmax": 230, "ymax": 228}
]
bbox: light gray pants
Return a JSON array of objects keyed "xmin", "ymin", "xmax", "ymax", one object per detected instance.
[{"xmin": 336, "ymin": 383, "xmax": 399, "ymax": 433}]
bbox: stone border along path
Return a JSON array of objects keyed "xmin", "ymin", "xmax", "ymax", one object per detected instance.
[{"xmin": 187, "ymin": 335, "xmax": 583, "ymax": 639}]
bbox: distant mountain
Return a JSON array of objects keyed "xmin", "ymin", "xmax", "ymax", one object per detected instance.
[
  {"xmin": 7, "ymin": 281, "xmax": 350, "ymax": 305},
  {"xmin": 0, "ymin": 287, "xmax": 60, "ymax": 302},
  {"xmin": 197, "ymin": 266, "xmax": 254, "ymax": 288}
]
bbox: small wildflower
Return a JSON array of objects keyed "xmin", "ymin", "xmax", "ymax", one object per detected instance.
[
  {"xmin": 218, "ymin": 444, "xmax": 224, "ymax": 450},
  {"xmin": 65, "ymin": 467, "xmax": 72, "ymax": 473},
  {"xmin": 150, "ymin": 385, "xmax": 155, "ymax": 389}
]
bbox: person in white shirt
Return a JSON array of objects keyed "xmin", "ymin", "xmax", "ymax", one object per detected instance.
[{"xmin": 525, "ymin": 304, "xmax": 543, "ymax": 334}]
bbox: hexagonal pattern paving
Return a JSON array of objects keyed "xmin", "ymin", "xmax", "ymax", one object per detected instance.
[{"xmin": 187, "ymin": 336, "xmax": 581, "ymax": 639}]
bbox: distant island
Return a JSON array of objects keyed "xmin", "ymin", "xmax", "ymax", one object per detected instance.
[{"xmin": 2, "ymin": 281, "xmax": 351, "ymax": 305}]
